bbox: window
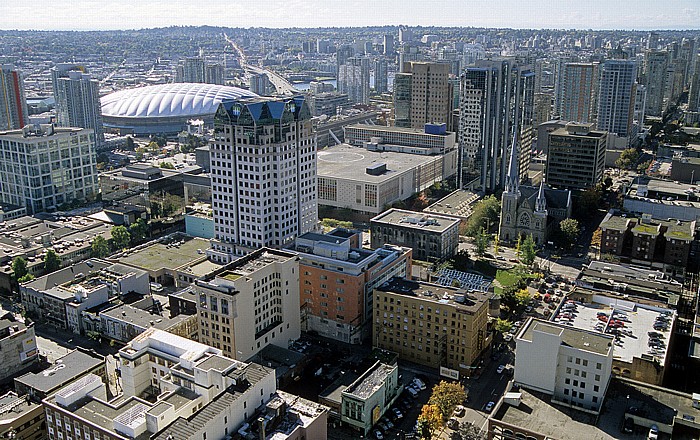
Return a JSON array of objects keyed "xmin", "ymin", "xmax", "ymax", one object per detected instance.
[
  {"xmin": 582, "ymin": 359, "xmax": 588, "ymax": 367},
  {"xmin": 565, "ymin": 378, "xmax": 570, "ymax": 384},
  {"xmin": 596, "ymin": 363, "xmax": 602, "ymax": 370},
  {"xmin": 575, "ymin": 358, "xmax": 581, "ymax": 365},
  {"xmin": 593, "ymin": 385, "xmax": 600, "ymax": 392},
  {"xmin": 595, "ymin": 374, "xmax": 601, "ymax": 381}
]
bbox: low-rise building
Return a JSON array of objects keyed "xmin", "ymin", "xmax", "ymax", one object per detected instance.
[
  {"xmin": 623, "ymin": 176, "xmax": 700, "ymax": 221},
  {"xmin": 21, "ymin": 259, "xmax": 149, "ymax": 333},
  {"xmin": 99, "ymin": 302, "xmax": 198, "ymax": 343},
  {"xmin": 44, "ymin": 329, "xmax": 296, "ymax": 440},
  {"xmin": 344, "ymin": 123, "xmax": 456, "ymax": 155},
  {"xmin": 0, "ymin": 319, "xmax": 38, "ymax": 383},
  {"xmin": 340, "ymin": 361, "xmax": 401, "ymax": 436},
  {"xmin": 193, "ymin": 248, "xmax": 301, "ymax": 361},
  {"xmin": 317, "ymin": 144, "xmax": 456, "ymax": 216},
  {"xmin": 514, "ymin": 318, "xmax": 614, "ymax": 414},
  {"xmin": 370, "ymin": 209, "xmax": 460, "ymax": 261},
  {"xmin": 423, "ymin": 190, "xmax": 481, "ymax": 223},
  {"xmin": 289, "ymin": 229, "xmax": 412, "ymax": 344},
  {"xmin": 599, "ymin": 211, "xmax": 694, "ymax": 278},
  {"xmin": 0, "ymin": 392, "xmax": 44, "ymax": 440},
  {"xmin": 372, "ymin": 278, "xmax": 490, "ymax": 376},
  {"xmin": 15, "ymin": 348, "xmax": 105, "ymax": 401}
]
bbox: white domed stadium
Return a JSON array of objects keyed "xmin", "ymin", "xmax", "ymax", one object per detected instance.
[{"xmin": 101, "ymin": 83, "xmax": 258, "ymax": 136}]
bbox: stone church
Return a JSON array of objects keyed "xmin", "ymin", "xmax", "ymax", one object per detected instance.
[{"xmin": 499, "ymin": 138, "xmax": 572, "ymax": 245}]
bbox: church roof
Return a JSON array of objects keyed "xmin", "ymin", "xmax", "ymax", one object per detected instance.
[{"xmin": 518, "ymin": 185, "xmax": 570, "ymax": 210}]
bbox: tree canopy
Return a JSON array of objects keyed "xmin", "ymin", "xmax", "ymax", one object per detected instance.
[
  {"xmin": 558, "ymin": 218, "xmax": 580, "ymax": 249},
  {"xmin": 493, "ymin": 318, "xmax": 513, "ymax": 334},
  {"xmin": 11, "ymin": 256, "xmax": 28, "ymax": 281},
  {"xmin": 417, "ymin": 404, "xmax": 443, "ymax": 439},
  {"xmin": 428, "ymin": 381, "xmax": 467, "ymax": 422},
  {"xmin": 615, "ymin": 148, "xmax": 639, "ymax": 170},
  {"xmin": 473, "ymin": 228, "xmax": 491, "ymax": 259},
  {"xmin": 129, "ymin": 218, "xmax": 148, "ymax": 243},
  {"xmin": 465, "ymin": 195, "xmax": 500, "ymax": 236},
  {"xmin": 91, "ymin": 236, "xmax": 110, "ymax": 258},
  {"xmin": 520, "ymin": 234, "xmax": 537, "ymax": 266},
  {"xmin": 111, "ymin": 226, "xmax": 131, "ymax": 250},
  {"xmin": 44, "ymin": 249, "xmax": 61, "ymax": 273}
]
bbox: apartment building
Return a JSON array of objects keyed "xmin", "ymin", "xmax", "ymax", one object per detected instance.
[
  {"xmin": 193, "ymin": 248, "xmax": 301, "ymax": 361},
  {"xmin": 289, "ymin": 229, "xmax": 412, "ymax": 344},
  {"xmin": 372, "ymin": 278, "xmax": 490, "ymax": 376}
]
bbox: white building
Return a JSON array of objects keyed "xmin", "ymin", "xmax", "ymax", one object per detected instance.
[
  {"xmin": 193, "ymin": 248, "xmax": 301, "ymax": 361},
  {"xmin": 338, "ymin": 57, "xmax": 370, "ymax": 104},
  {"xmin": 209, "ymin": 96, "xmax": 317, "ymax": 262},
  {"xmin": 596, "ymin": 60, "xmax": 638, "ymax": 143},
  {"xmin": 515, "ymin": 318, "xmax": 613, "ymax": 414},
  {"xmin": 43, "ymin": 328, "xmax": 328, "ymax": 440},
  {"xmin": 0, "ymin": 124, "xmax": 98, "ymax": 214}
]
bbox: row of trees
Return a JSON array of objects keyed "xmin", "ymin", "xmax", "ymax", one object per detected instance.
[{"xmin": 417, "ymin": 381, "xmax": 469, "ymax": 439}]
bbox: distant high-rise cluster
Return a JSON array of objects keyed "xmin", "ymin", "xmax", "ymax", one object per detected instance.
[
  {"xmin": 176, "ymin": 56, "xmax": 225, "ymax": 85},
  {"xmin": 0, "ymin": 64, "xmax": 28, "ymax": 130}
]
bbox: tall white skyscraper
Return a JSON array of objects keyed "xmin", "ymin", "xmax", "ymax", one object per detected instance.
[
  {"xmin": 0, "ymin": 64, "xmax": 28, "ymax": 130},
  {"xmin": 338, "ymin": 56, "xmax": 370, "ymax": 104},
  {"xmin": 182, "ymin": 57, "xmax": 205, "ymax": 83},
  {"xmin": 51, "ymin": 64, "xmax": 105, "ymax": 145},
  {"xmin": 208, "ymin": 96, "xmax": 317, "ymax": 262},
  {"xmin": 458, "ymin": 59, "xmax": 535, "ymax": 192},
  {"xmin": 596, "ymin": 60, "xmax": 637, "ymax": 140}
]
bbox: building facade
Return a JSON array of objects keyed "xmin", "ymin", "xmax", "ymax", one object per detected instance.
[
  {"xmin": 372, "ymin": 278, "xmax": 490, "ymax": 375},
  {"xmin": 193, "ymin": 248, "xmax": 301, "ymax": 361},
  {"xmin": 341, "ymin": 361, "xmax": 400, "ymax": 435},
  {"xmin": 290, "ymin": 229, "xmax": 412, "ymax": 344},
  {"xmin": 642, "ymin": 50, "xmax": 671, "ymax": 117},
  {"xmin": 515, "ymin": 318, "xmax": 614, "ymax": 413},
  {"xmin": 370, "ymin": 209, "xmax": 460, "ymax": 262},
  {"xmin": 338, "ymin": 57, "xmax": 370, "ymax": 104},
  {"xmin": 546, "ymin": 122, "xmax": 607, "ymax": 190},
  {"xmin": 0, "ymin": 65, "xmax": 28, "ymax": 130},
  {"xmin": 209, "ymin": 97, "xmax": 317, "ymax": 261},
  {"xmin": 0, "ymin": 319, "xmax": 38, "ymax": 383},
  {"xmin": 0, "ymin": 125, "xmax": 98, "ymax": 214}
]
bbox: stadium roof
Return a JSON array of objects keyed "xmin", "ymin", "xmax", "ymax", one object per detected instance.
[{"xmin": 101, "ymin": 83, "xmax": 257, "ymax": 119}]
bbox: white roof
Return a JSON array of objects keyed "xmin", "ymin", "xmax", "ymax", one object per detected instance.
[{"xmin": 101, "ymin": 83, "xmax": 257, "ymax": 119}]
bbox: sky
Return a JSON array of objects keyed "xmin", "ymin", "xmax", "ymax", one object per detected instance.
[{"xmin": 1, "ymin": 0, "xmax": 699, "ymax": 31}]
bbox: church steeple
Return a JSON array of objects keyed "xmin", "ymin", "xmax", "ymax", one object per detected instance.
[
  {"xmin": 535, "ymin": 180, "xmax": 547, "ymax": 212},
  {"xmin": 504, "ymin": 130, "xmax": 519, "ymax": 194}
]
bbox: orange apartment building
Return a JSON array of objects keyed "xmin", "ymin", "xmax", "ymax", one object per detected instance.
[{"xmin": 289, "ymin": 229, "xmax": 412, "ymax": 344}]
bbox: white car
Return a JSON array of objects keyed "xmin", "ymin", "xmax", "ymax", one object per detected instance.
[
  {"xmin": 485, "ymin": 401, "xmax": 495, "ymax": 413},
  {"xmin": 496, "ymin": 364, "xmax": 505, "ymax": 374}
]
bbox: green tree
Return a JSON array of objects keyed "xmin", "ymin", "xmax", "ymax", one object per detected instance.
[
  {"xmin": 473, "ymin": 228, "xmax": 491, "ymax": 259},
  {"xmin": 417, "ymin": 404, "xmax": 443, "ymax": 439},
  {"xmin": 111, "ymin": 226, "xmax": 131, "ymax": 250},
  {"xmin": 129, "ymin": 218, "xmax": 148, "ymax": 243},
  {"xmin": 493, "ymin": 318, "xmax": 513, "ymax": 335},
  {"xmin": 559, "ymin": 218, "xmax": 580, "ymax": 249},
  {"xmin": 449, "ymin": 250, "xmax": 470, "ymax": 272},
  {"xmin": 520, "ymin": 234, "xmax": 537, "ymax": 267},
  {"xmin": 17, "ymin": 273, "xmax": 34, "ymax": 283},
  {"xmin": 91, "ymin": 236, "xmax": 110, "ymax": 258},
  {"xmin": 457, "ymin": 422, "xmax": 487, "ymax": 440},
  {"xmin": 578, "ymin": 186, "xmax": 602, "ymax": 214},
  {"xmin": 428, "ymin": 381, "xmax": 467, "ymax": 421},
  {"xmin": 159, "ymin": 162, "xmax": 175, "ymax": 169},
  {"xmin": 44, "ymin": 249, "xmax": 61, "ymax": 273},
  {"xmin": 11, "ymin": 256, "xmax": 29, "ymax": 282},
  {"xmin": 615, "ymin": 148, "xmax": 639, "ymax": 170},
  {"xmin": 465, "ymin": 195, "xmax": 500, "ymax": 236}
]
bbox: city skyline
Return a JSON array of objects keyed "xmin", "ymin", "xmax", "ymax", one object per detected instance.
[{"xmin": 2, "ymin": 0, "xmax": 700, "ymax": 31}]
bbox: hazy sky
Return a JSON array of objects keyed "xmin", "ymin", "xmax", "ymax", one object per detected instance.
[{"xmin": 2, "ymin": 0, "xmax": 699, "ymax": 31}]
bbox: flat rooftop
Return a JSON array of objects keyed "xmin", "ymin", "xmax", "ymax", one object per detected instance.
[
  {"xmin": 579, "ymin": 261, "xmax": 683, "ymax": 301},
  {"xmin": 346, "ymin": 123, "xmax": 453, "ymax": 136},
  {"xmin": 371, "ymin": 208, "xmax": 460, "ymax": 233},
  {"xmin": 118, "ymin": 236, "xmax": 209, "ymax": 272},
  {"xmin": 203, "ymin": 249, "xmax": 295, "ymax": 286},
  {"xmin": 376, "ymin": 278, "xmax": 488, "ymax": 313},
  {"xmin": 561, "ymin": 294, "xmax": 674, "ymax": 364},
  {"xmin": 317, "ymin": 144, "xmax": 440, "ymax": 183},
  {"xmin": 344, "ymin": 362, "xmax": 394, "ymax": 399},
  {"xmin": 519, "ymin": 319, "xmax": 613, "ymax": 356},
  {"xmin": 491, "ymin": 387, "xmax": 616, "ymax": 440},
  {"xmin": 15, "ymin": 348, "xmax": 103, "ymax": 394},
  {"xmin": 423, "ymin": 190, "xmax": 480, "ymax": 220}
]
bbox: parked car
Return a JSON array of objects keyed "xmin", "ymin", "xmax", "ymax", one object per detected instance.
[
  {"xmin": 447, "ymin": 418, "xmax": 460, "ymax": 430},
  {"xmin": 496, "ymin": 365, "xmax": 506, "ymax": 374},
  {"xmin": 374, "ymin": 429, "xmax": 384, "ymax": 440},
  {"xmin": 485, "ymin": 401, "xmax": 495, "ymax": 413},
  {"xmin": 453, "ymin": 405, "xmax": 466, "ymax": 417},
  {"xmin": 392, "ymin": 408, "xmax": 403, "ymax": 419}
]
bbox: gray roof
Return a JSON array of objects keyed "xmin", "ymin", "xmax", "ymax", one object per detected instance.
[
  {"xmin": 23, "ymin": 259, "xmax": 111, "ymax": 292},
  {"xmin": 15, "ymin": 348, "xmax": 104, "ymax": 394},
  {"xmin": 518, "ymin": 185, "xmax": 570, "ymax": 210}
]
